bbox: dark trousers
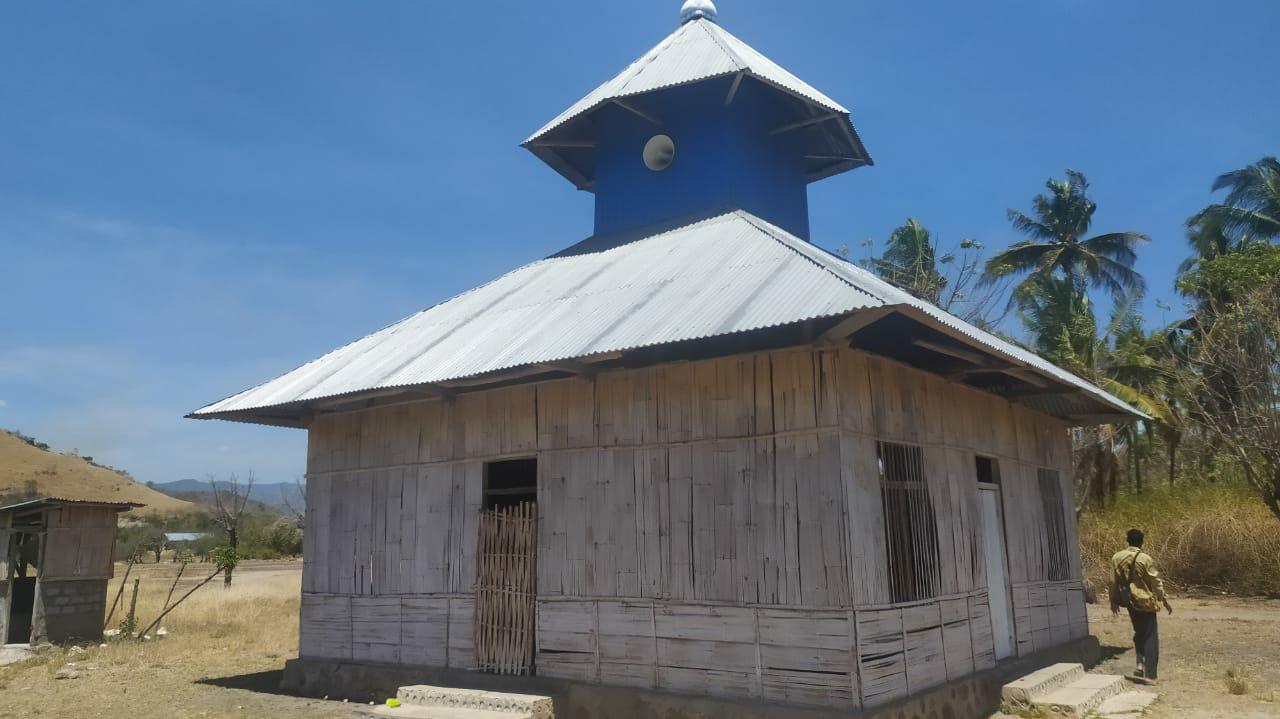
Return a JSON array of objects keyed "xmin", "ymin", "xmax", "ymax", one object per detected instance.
[{"xmin": 1128, "ymin": 609, "xmax": 1159, "ymax": 679}]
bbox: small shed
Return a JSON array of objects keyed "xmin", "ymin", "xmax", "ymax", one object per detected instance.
[{"xmin": 1, "ymin": 498, "xmax": 140, "ymax": 645}]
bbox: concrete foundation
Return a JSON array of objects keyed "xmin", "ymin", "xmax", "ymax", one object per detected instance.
[
  {"xmin": 283, "ymin": 636, "xmax": 1100, "ymax": 719},
  {"xmin": 31, "ymin": 579, "xmax": 109, "ymax": 644}
]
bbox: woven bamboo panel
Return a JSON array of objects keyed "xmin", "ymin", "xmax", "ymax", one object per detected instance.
[{"xmin": 474, "ymin": 502, "xmax": 537, "ymax": 675}]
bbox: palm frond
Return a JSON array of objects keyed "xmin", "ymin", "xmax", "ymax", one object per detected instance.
[
  {"xmin": 982, "ymin": 241, "xmax": 1055, "ymax": 280},
  {"xmin": 1006, "ymin": 209, "xmax": 1054, "ymax": 240},
  {"xmin": 1092, "ymin": 255, "xmax": 1148, "ymax": 298},
  {"xmin": 1080, "ymin": 231, "xmax": 1149, "ymax": 265},
  {"xmin": 1208, "ymin": 157, "xmax": 1280, "ymax": 240}
]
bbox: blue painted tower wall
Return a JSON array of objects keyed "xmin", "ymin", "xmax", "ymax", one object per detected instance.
[{"xmin": 592, "ymin": 78, "xmax": 811, "ymax": 238}]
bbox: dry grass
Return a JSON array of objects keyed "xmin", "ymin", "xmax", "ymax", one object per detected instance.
[
  {"xmin": 106, "ymin": 562, "xmax": 297, "ymax": 639},
  {"xmin": 0, "ymin": 430, "xmax": 193, "ymax": 515},
  {"xmin": 0, "ymin": 560, "xmax": 350, "ymax": 719},
  {"xmin": 1079, "ymin": 483, "xmax": 1280, "ymax": 597},
  {"xmin": 1225, "ymin": 666, "xmax": 1251, "ymax": 696}
]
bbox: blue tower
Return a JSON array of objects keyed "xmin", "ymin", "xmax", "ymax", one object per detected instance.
[{"xmin": 523, "ymin": 1, "xmax": 872, "ymax": 240}]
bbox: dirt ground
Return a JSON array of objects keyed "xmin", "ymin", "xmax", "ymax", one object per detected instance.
[
  {"xmin": 0, "ymin": 560, "xmax": 353, "ymax": 719},
  {"xmin": 1, "ymin": 562, "xmax": 1277, "ymax": 718},
  {"xmin": 1087, "ymin": 597, "xmax": 1280, "ymax": 718}
]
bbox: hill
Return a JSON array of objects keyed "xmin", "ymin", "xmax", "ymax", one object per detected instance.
[
  {"xmin": 0, "ymin": 430, "xmax": 193, "ymax": 516},
  {"xmin": 153, "ymin": 479, "xmax": 303, "ymax": 513}
]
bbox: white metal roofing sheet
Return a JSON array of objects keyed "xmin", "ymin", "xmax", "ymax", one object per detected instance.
[
  {"xmin": 191, "ymin": 210, "xmax": 1141, "ymax": 421},
  {"xmin": 525, "ymin": 18, "xmax": 847, "ymax": 145}
]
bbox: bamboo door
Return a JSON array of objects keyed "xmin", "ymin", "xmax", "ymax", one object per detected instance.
[{"xmin": 474, "ymin": 502, "xmax": 537, "ymax": 675}]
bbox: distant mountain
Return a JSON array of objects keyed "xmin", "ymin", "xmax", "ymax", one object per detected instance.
[
  {"xmin": 0, "ymin": 430, "xmax": 194, "ymax": 516},
  {"xmin": 152, "ymin": 478, "xmax": 304, "ymax": 513}
]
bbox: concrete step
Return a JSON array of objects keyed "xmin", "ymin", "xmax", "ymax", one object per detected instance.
[
  {"xmin": 353, "ymin": 705, "xmax": 530, "ymax": 719},
  {"xmin": 1032, "ymin": 674, "xmax": 1130, "ymax": 718},
  {"xmin": 1097, "ymin": 690, "xmax": 1159, "ymax": 718},
  {"xmin": 1001, "ymin": 662, "xmax": 1086, "ymax": 710},
  {"xmin": 394, "ymin": 685, "xmax": 552, "ymax": 718}
]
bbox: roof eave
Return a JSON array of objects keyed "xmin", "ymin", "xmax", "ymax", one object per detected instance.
[{"xmin": 890, "ymin": 305, "xmax": 1148, "ymax": 424}]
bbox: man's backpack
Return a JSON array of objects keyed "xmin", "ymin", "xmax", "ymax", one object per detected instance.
[{"xmin": 1114, "ymin": 549, "xmax": 1141, "ymax": 609}]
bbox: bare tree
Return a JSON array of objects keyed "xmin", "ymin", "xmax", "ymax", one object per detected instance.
[
  {"xmin": 209, "ymin": 470, "xmax": 255, "ymax": 586},
  {"xmin": 281, "ymin": 476, "xmax": 307, "ymax": 530},
  {"xmin": 936, "ymin": 238, "xmax": 1014, "ymax": 329},
  {"xmin": 1174, "ymin": 281, "xmax": 1280, "ymax": 522}
]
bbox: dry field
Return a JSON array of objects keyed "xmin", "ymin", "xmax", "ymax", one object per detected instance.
[
  {"xmin": 0, "ymin": 560, "xmax": 352, "ymax": 719},
  {"xmin": 2, "ymin": 562, "xmax": 1278, "ymax": 718}
]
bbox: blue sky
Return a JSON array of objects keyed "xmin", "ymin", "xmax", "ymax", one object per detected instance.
[{"xmin": 2, "ymin": 1, "xmax": 1275, "ymax": 485}]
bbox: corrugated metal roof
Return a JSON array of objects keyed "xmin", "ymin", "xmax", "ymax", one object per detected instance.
[
  {"xmin": 0, "ymin": 497, "xmax": 143, "ymax": 515},
  {"xmin": 190, "ymin": 210, "xmax": 1142, "ymax": 423},
  {"xmin": 525, "ymin": 17, "xmax": 848, "ymax": 146}
]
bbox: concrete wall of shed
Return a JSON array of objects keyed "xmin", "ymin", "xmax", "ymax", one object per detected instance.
[
  {"xmin": 298, "ymin": 344, "xmax": 1087, "ymax": 710},
  {"xmin": 31, "ymin": 579, "xmax": 109, "ymax": 644}
]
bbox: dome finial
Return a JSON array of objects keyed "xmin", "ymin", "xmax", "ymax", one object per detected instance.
[{"xmin": 680, "ymin": 0, "xmax": 717, "ymax": 24}]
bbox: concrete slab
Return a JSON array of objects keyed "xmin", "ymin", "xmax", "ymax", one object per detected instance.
[
  {"xmin": 0, "ymin": 644, "xmax": 35, "ymax": 667},
  {"xmin": 1097, "ymin": 691, "xmax": 1158, "ymax": 717},
  {"xmin": 397, "ymin": 685, "xmax": 552, "ymax": 718},
  {"xmin": 353, "ymin": 705, "xmax": 530, "ymax": 719},
  {"xmin": 1001, "ymin": 662, "xmax": 1085, "ymax": 708},
  {"xmin": 1034, "ymin": 674, "xmax": 1128, "ymax": 718}
]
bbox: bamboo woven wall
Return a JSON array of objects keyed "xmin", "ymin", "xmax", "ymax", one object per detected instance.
[{"xmin": 299, "ymin": 345, "xmax": 1085, "ymax": 709}]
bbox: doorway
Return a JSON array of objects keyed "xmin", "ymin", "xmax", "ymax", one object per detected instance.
[
  {"xmin": 4, "ymin": 531, "xmax": 39, "ymax": 644},
  {"xmin": 474, "ymin": 459, "xmax": 538, "ymax": 675},
  {"xmin": 978, "ymin": 483, "xmax": 1015, "ymax": 660}
]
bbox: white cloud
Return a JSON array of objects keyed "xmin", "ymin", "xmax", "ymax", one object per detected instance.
[{"xmin": 0, "ymin": 399, "xmax": 7, "ymax": 409}]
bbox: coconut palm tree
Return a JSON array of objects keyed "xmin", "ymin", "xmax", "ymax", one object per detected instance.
[
  {"xmin": 1181, "ymin": 209, "xmax": 1244, "ymax": 274},
  {"xmin": 1017, "ymin": 279, "xmax": 1177, "ymax": 502},
  {"xmin": 1015, "ymin": 274, "xmax": 1097, "ymax": 372},
  {"xmin": 1200, "ymin": 156, "xmax": 1280, "ymax": 241},
  {"xmin": 873, "ymin": 218, "xmax": 947, "ymax": 304},
  {"xmin": 985, "ymin": 170, "xmax": 1149, "ymax": 300}
]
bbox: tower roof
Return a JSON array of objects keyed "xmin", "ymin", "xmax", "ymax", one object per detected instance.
[{"xmin": 524, "ymin": 13, "xmax": 871, "ymax": 191}]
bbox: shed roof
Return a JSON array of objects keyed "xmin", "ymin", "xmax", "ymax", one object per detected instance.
[
  {"xmin": 523, "ymin": 16, "xmax": 871, "ymax": 190},
  {"xmin": 0, "ymin": 497, "xmax": 143, "ymax": 516},
  {"xmin": 189, "ymin": 210, "xmax": 1143, "ymax": 426}
]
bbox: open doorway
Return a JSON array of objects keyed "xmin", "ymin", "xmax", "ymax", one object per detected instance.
[
  {"xmin": 483, "ymin": 458, "xmax": 537, "ymax": 510},
  {"xmin": 5, "ymin": 531, "xmax": 40, "ymax": 644}
]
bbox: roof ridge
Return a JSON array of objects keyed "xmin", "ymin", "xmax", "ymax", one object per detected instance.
[
  {"xmin": 731, "ymin": 210, "xmax": 887, "ymax": 305},
  {"xmin": 548, "ymin": 207, "xmax": 740, "ymax": 258},
  {"xmin": 616, "ymin": 21, "xmax": 691, "ymax": 96},
  {"xmin": 695, "ymin": 19, "xmax": 749, "ymax": 73}
]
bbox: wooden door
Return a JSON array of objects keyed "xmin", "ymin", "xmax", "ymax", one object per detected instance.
[{"xmin": 474, "ymin": 502, "xmax": 537, "ymax": 675}]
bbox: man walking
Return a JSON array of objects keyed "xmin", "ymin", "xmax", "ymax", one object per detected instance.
[{"xmin": 1110, "ymin": 528, "xmax": 1172, "ymax": 683}]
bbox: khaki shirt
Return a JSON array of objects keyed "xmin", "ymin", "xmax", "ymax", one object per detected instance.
[{"xmin": 1111, "ymin": 546, "xmax": 1166, "ymax": 613}]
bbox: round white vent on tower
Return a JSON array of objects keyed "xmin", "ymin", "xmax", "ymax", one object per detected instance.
[{"xmin": 643, "ymin": 134, "xmax": 676, "ymax": 172}]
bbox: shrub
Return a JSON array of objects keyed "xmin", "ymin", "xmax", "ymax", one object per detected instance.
[{"xmin": 1225, "ymin": 666, "xmax": 1250, "ymax": 695}]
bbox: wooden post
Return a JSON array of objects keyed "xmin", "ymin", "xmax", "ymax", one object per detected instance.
[
  {"xmin": 105, "ymin": 559, "xmax": 136, "ymax": 626},
  {"xmin": 125, "ymin": 578, "xmax": 140, "ymax": 635}
]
